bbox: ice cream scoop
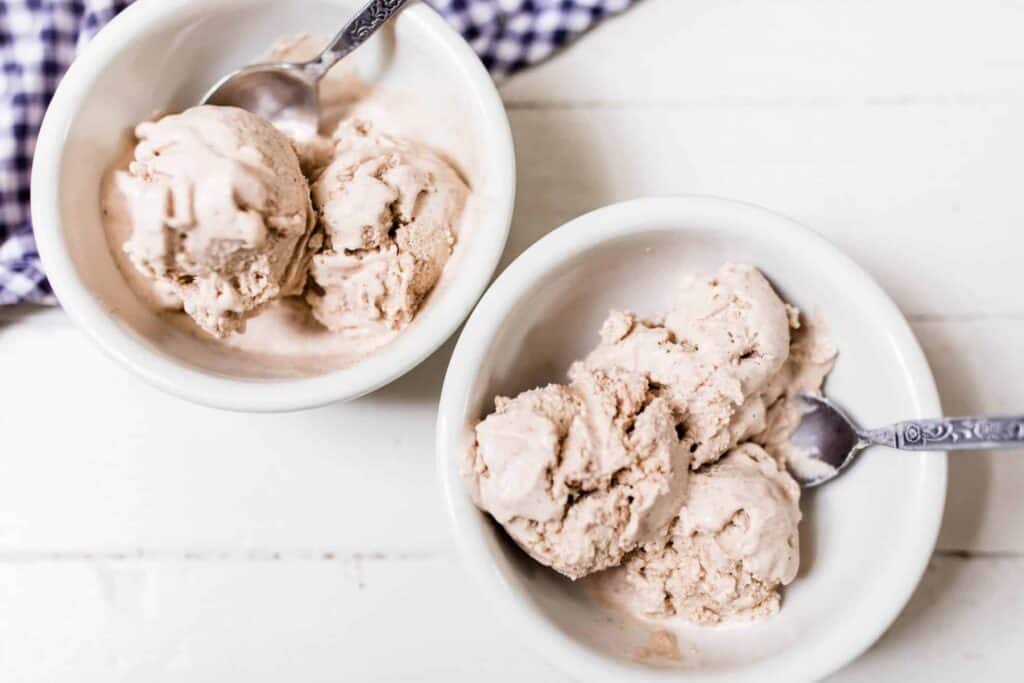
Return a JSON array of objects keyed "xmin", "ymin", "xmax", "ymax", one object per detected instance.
[
  {"xmin": 116, "ymin": 105, "xmax": 317, "ymax": 337},
  {"xmin": 591, "ymin": 443, "xmax": 802, "ymax": 624},
  {"xmin": 305, "ymin": 120, "xmax": 468, "ymax": 340},
  {"xmin": 202, "ymin": 0, "xmax": 412, "ymax": 137},
  {"xmin": 467, "ymin": 366, "xmax": 690, "ymax": 580},
  {"xmin": 789, "ymin": 395, "xmax": 1024, "ymax": 487}
]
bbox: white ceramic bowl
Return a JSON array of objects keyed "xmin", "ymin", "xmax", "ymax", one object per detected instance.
[
  {"xmin": 32, "ymin": 0, "xmax": 514, "ymax": 411},
  {"xmin": 437, "ymin": 197, "xmax": 946, "ymax": 681}
]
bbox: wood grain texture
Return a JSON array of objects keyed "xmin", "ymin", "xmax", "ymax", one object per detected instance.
[
  {"xmin": 501, "ymin": 0, "xmax": 1024, "ymax": 104},
  {"xmin": 0, "ymin": 555, "xmax": 1018, "ymax": 681},
  {"xmin": 832, "ymin": 554, "xmax": 1024, "ymax": 681},
  {"xmin": 0, "ymin": 315, "xmax": 453, "ymax": 553},
  {"xmin": 505, "ymin": 105, "xmax": 1024, "ymax": 318},
  {"xmin": 0, "ymin": 556, "xmax": 551, "ymax": 682}
]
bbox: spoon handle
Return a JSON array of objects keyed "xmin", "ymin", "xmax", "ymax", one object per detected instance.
[
  {"xmin": 304, "ymin": 0, "xmax": 413, "ymax": 80},
  {"xmin": 861, "ymin": 416, "xmax": 1024, "ymax": 451}
]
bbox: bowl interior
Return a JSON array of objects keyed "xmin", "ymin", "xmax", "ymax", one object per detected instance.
[
  {"xmin": 441, "ymin": 199, "xmax": 944, "ymax": 680},
  {"xmin": 50, "ymin": 0, "xmax": 506, "ymax": 389}
]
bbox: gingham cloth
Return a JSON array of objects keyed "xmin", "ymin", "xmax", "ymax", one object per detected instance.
[{"xmin": 0, "ymin": 0, "xmax": 638, "ymax": 306}]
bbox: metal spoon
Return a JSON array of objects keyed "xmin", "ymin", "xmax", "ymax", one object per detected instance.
[
  {"xmin": 788, "ymin": 394, "xmax": 1024, "ymax": 487},
  {"xmin": 201, "ymin": 0, "xmax": 411, "ymax": 136}
]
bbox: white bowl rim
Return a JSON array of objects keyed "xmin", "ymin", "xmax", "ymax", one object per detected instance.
[
  {"xmin": 31, "ymin": 0, "xmax": 515, "ymax": 412},
  {"xmin": 436, "ymin": 195, "xmax": 947, "ymax": 682}
]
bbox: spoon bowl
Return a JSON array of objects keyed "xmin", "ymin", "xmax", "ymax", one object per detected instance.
[
  {"xmin": 199, "ymin": 0, "xmax": 411, "ymax": 135},
  {"xmin": 788, "ymin": 395, "xmax": 863, "ymax": 487},
  {"xmin": 203, "ymin": 62, "xmax": 320, "ymax": 136}
]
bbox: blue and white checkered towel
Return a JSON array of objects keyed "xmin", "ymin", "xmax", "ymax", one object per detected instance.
[{"xmin": 0, "ymin": 0, "xmax": 638, "ymax": 306}]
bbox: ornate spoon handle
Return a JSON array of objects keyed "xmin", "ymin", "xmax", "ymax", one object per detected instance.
[
  {"xmin": 860, "ymin": 416, "xmax": 1024, "ymax": 451},
  {"xmin": 303, "ymin": 0, "xmax": 412, "ymax": 80}
]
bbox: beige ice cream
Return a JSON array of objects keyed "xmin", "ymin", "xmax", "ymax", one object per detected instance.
[
  {"xmin": 581, "ymin": 265, "xmax": 794, "ymax": 468},
  {"xmin": 306, "ymin": 120, "xmax": 469, "ymax": 339},
  {"xmin": 467, "ymin": 366, "xmax": 689, "ymax": 580},
  {"xmin": 466, "ymin": 264, "xmax": 835, "ymax": 624},
  {"xmin": 594, "ymin": 443, "xmax": 801, "ymax": 624},
  {"xmin": 116, "ymin": 106, "xmax": 317, "ymax": 337}
]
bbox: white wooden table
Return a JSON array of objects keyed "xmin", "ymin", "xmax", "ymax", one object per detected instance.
[{"xmin": 3, "ymin": 1, "xmax": 1023, "ymax": 679}]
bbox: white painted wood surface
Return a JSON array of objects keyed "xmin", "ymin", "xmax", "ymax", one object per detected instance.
[{"xmin": 3, "ymin": 0, "xmax": 1023, "ymax": 679}]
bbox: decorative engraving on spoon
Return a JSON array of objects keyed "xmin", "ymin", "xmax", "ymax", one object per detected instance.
[
  {"xmin": 790, "ymin": 394, "xmax": 1024, "ymax": 488},
  {"xmin": 304, "ymin": 0, "xmax": 411, "ymax": 80},
  {"xmin": 349, "ymin": 0, "xmax": 407, "ymax": 38},
  {"xmin": 898, "ymin": 417, "xmax": 1024, "ymax": 448}
]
